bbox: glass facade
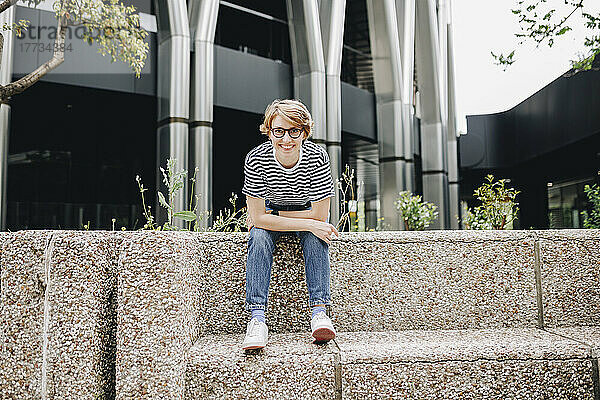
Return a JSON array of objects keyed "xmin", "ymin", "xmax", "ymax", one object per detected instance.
[
  {"xmin": 341, "ymin": 0, "xmax": 374, "ymax": 92},
  {"xmin": 7, "ymin": 82, "xmax": 156, "ymax": 230},
  {"xmin": 548, "ymin": 178, "xmax": 596, "ymax": 228},
  {"xmin": 215, "ymin": 2, "xmax": 291, "ymax": 64}
]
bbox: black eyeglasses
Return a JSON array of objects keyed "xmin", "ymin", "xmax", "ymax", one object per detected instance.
[{"xmin": 270, "ymin": 127, "xmax": 304, "ymax": 139}]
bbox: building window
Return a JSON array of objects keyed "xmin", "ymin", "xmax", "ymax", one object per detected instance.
[
  {"xmin": 547, "ymin": 178, "xmax": 596, "ymax": 228},
  {"xmin": 215, "ymin": 2, "xmax": 291, "ymax": 64},
  {"xmin": 341, "ymin": 0, "xmax": 374, "ymax": 92}
]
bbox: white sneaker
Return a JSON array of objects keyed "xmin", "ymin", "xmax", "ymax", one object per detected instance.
[
  {"xmin": 311, "ymin": 311, "xmax": 336, "ymax": 342},
  {"xmin": 241, "ymin": 318, "xmax": 268, "ymax": 350}
]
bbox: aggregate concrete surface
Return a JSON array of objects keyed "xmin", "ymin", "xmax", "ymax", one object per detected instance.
[
  {"xmin": 536, "ymin": 229, "xmax": 600, "ymax": 327},
  {"xmin": 1, "ymin": 231, "xmax": 50, "ymax": 399},
  {"xmin": 185, "ymin": 333, "xmax": 337, "ymax": 399},
  {"xmin": 1, "ymin": 229, "xmax": 599, "ymax": 399},
  {"xmin": 329, "ymin": 230, "xmax": 538, "ymax": 331},
  {"xmin": 336, "ymin": 328, "xmax": 596, "ymax": 399}
]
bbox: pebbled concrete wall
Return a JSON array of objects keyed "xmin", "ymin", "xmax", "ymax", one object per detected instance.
[{"xmin": 1, "ymin": 229, "xmax": 599, "ymax": 399}]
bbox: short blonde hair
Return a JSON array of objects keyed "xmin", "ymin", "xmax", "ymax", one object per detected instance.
[{"xmin": 259, "ymin": 99, "xmax": 314, "ymax": 139}]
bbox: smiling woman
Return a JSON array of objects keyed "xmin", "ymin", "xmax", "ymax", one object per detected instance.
[{"xmin": 240, "ymin": 99, "xmax": 339, "ymax": 351}]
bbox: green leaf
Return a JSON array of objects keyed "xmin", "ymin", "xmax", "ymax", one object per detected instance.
[
  {"xmin": 174, "ymin": 211, "xmax": 198, "ymax": 222},
  {"xmin": 158, "ymin": 192, "xmax": 170, "ymax": 210}
]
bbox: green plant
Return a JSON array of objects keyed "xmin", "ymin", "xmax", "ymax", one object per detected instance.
[
  {"xmin": 493, "ymin": 0, "xmax": 600, "ymax": 73},
  {"xmin": 0, "ymin": 0, "xmax": 149, "ymax": 102},
  {"xmin": 135, "ymin": 174, "xmax": 157, "ymax": 230},
  {"xmin": 581, "ymin": 183, "xmax": 600, "ymax": 228},
  {"xmin": 394, "ymin": 191, "xmax": 438, "ymax": 231},
  {"xmin": 336, "ymin": 164, "xmax": 363, "ymax": 232},
  {"xmin": 157, "ymin": 158, "xmax": 197, "ymax": 229},
  {"xmin": 211, "ymin": 193, "xmax": 248, "ymax": 232},
  {"xmin": 463, "ymin": 175, "xmax": 520, "ymax": 230},
  {"xmin": 136, "ymin": 158, "xmax": 247, "ymax": 232}
]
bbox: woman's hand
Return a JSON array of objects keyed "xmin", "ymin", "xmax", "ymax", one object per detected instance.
[
  {"xmin": 246, "ymin": 214, "xmax": 254, "ymax": 230},
  {"xmin": 308, "ymin": 220, "xmax": 339, "ymax": 245}
]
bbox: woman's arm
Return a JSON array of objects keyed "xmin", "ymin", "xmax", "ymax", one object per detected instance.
[
  {"xmin": 277, "ymin": 197, "xmax": 330, "ymax": 222},
  {"xmin": 246, "ymin": 196, "xmax": 339, "ymax": 244}
]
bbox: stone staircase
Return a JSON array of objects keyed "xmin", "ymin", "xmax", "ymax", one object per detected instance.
[{"xmin": 1, "ymin": 230, "xmax": 599, "ymax": 399}]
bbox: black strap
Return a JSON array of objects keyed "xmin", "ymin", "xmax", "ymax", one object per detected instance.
[{"xmin": 265, "ymin": 200, "xmax": 312, "ymax": 212}]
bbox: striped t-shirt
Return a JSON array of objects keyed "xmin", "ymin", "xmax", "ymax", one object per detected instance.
[{"xmin": 242, "ymin": 140, "xmax": 335, "ymax": 207}]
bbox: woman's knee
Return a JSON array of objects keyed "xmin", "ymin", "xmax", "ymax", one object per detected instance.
[
  {"xmin": 301, "ymin": 231, "xmax": 328, "ymax": 249},
  {"xmin": 249, "ymin": 228, "xmax": 275, "ymax": 251}
]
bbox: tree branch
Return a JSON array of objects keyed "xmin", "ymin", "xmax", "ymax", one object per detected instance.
[
  {"xmin": 0, "ymin": 15, "xmax": 67, "ymax": 101},
  {"xmin": 0, "ymin": 0, "xmax": 17, "ymax": 15},
  {"xmin": 0, "ymin": 32, "xmax": 4, "ymax": 70}
]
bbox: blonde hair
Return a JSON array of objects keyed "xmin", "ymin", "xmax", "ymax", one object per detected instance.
[{"xmin": 259, "ymin": 99, "xmax": 314, "ymax": 139}]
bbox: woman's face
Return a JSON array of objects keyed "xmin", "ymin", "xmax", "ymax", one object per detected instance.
[{"xmin": 269, "ymin": 115, "xmax": 305, "ymax": 161}]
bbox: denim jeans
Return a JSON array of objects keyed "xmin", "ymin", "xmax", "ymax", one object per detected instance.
[{"xmin": 245, "ymin": 227, "xmax": 332, "ymax": 311}]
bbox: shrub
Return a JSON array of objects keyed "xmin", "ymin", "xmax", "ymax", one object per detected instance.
[
  {"xmin": 463, "ymin": 174, "xmax": 519, "ymax": 230},
  {"xmin": 136, "ymin": 158, "xmax": 247, "ymax": 232},
  {"xmin": 394, "ymin": 191, "xmax": 438, "ymax": 231},
  {"xmin": 581, "ymin": 183, "xmax": 600, "ymax": 229}
]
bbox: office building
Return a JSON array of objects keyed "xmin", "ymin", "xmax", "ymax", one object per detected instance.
[{"xmin": 0, "ymin": 0, "xmax": 459, "ymax": 231}]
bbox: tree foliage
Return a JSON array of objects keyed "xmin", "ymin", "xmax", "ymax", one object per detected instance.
[
  {"xmin": 581, "ymin": 183, "xmax": 600, "ymax": 229},
  {"xmin": 394, "ymin": 191, "xmax": 438, "ymax": 231},
  {"xmin": 0, "ymin": 0, "xmax": 148, "ymax": 101},
  {"xmin": 493, "ymin": 0, "xmax": 600, "ymax": 72},
  {"xmin": 463, "ymin": 175, "xmax": 520, "ymax": 230}
]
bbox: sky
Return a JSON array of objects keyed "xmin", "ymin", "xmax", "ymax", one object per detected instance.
[{"xmin": 451, "ymin": 0, "xmax": 600, "ymax": 134}]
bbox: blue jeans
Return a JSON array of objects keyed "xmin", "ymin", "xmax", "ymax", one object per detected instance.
[{"xmin": 245, "ymin": 227, "xmax": 332, "ymax": 311}]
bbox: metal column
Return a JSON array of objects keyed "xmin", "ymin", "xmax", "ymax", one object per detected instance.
[
  {"xmin": 154, "ymin": 0, "xmax": 190, "ymax": 227},
  {"xmin": 396, "ymin": 0, "xmax": 416, "ymax": 194},
  {"xmin": 319, "ymin": 0, "xmax": 345, "ymax": 225},
  {"xmin": 0, "ymin": 6, "xmax": 14, "ymax": 230},
  {"xmin": 415, "ymin": 0, "xmax": 450, "ymax": 229},
  {"xmin": 367, "ymin": 0, "xmax": 405, "ymax": 230},
  {"xmin": 447, "ymin": 8, "xmax": 460, "ymax": 228},
  {"xmin": 189, "ymin": 0, "xmax": 218, "ymax": 229},
  {"xmin": 286, "ymin": 0, "xmax": 327, "ymax": 145}
]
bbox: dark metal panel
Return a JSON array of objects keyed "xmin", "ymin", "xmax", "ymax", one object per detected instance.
[
  {"xmin": 340, "ymin": 81, "xmax": 376, "ymax": 141},
  {"xmin": 462, "ymin": 115, "xmax": 486, "ymax": 168},
  {"xmin": 214, "ymin": 45, "xmax": 292, "ymax": 114},
  {"xmin": 464, "ymin": 69, "xmax": 600, "ymax": 170}
]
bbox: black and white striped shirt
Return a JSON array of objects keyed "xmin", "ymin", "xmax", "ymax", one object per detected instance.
[{"xmin": 242, "ymin": 140, "xmax": 335, "ymax": 207}]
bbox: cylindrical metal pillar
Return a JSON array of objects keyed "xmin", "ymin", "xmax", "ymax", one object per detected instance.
[
  {"xmin": 321, "ymin": 0, "xmax": 346, "ymax": 225},
  {"xmin": 397, "ymin": 0, "xmax": 416, "ymax": 194},
  {"xmin": 447, "ymin": 11, "xmax": 460, "ymax": 229},
  {"xmin": 367, "ymin": 0, "xmax": 406, "ymax": 230},
  {"xmin": 287, "ymin": 0, "xmax": 327, "ymax": 145},
  {"xmin": 415, "ymin": 0, "xmax": 450, "ymax": 229},
  {"xmin": 154, "ymin": 0, "xmax": 190, "ymax": 228},
  {"xmin": 0, "ymin": 6, "xmax": 15, "ymax": 231},
  {"xmin": 189, "ymin": 0, "xmax": 218, "ymax": 230}
]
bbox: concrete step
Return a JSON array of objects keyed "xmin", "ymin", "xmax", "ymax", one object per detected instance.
[
  {"xmin": 2, "ymin": 230, "xmax": 599, "ymax": 399},
  {"xmin": 184, "ymin": 327, "xmax": 600, "ymax": 399},
  {"xmin": 1, "ymin": 231, "xmax": 120, "ymax": 399}
]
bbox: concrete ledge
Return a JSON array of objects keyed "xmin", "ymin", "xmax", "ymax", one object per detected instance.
[
  {"xmin": 182, "ymin": 328, "xmax": 597, "ymax": 400},
  {"xmin": 536, "ymin": 229, "xmax": 600, "ymax": 327},
  {"xmin": 185, "ymin": 333, "xmax": 338, "ymax": 399},
  {"xmin": 548, "ymin": 326, "xmax": 600, "ymax": 357},
  {"xmin": 116, "ymin": 232, "xmax": 199, "ymax": 400},
  {"xmin": 1, "ymin": 231, "xmax": 49, "ymax": 399},
  {"xmin": 2, "ymin": 229, "xmax": 600, "ymax": 399},
  {"xmin": 337, "ymin": 328, "xmax": 596, "ymax": 399},
  {"xmin": 47, "ymin": 232, "xmax": 121, "ymax": 399},
  {"xmin": 1, "ymin": 231, "xmax": 121, "ymax": 399},
  {"xmin": 330, "ymin": 231, "xmax": 538, "ymax": 330},
  {"xmin": 115, "ymin": 232, "xmax": 313, "ymax": 399}
]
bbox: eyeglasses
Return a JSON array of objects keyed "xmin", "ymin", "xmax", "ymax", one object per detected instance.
[{"xmin": 270, "ymin": 127, "xmax": 304, "ymax": 139}]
